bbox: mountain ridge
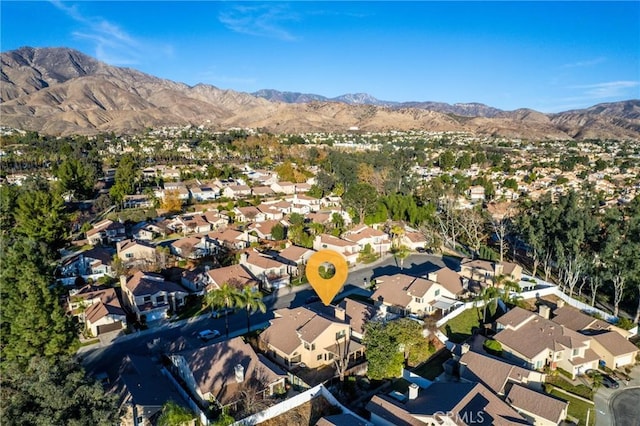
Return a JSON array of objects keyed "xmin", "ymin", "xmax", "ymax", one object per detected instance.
[{"xmin": 1, "ymin": 46, "xmax": 639, "ymax": 139}]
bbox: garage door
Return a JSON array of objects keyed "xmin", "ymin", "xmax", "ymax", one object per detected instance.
[
  {"xmin": 615, "ymin": 354, "xmax": 634, "ymax": 368},
  {"xmin": 97, "ymin": 321, "xmax": 122, "ymax": 335}
]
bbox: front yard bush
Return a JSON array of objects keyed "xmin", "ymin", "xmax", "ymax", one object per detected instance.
[
  {"xmin": 546, "ymin": 375, "xmax": 594, "ymax": 400},
  {"xmin": 483, "ymin": 339, "xmax": 502, "ymax": 356}
]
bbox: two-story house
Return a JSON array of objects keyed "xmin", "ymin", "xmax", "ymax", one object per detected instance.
[
  {"xmin": 86, "ymin": 219, "xmax": 126, "ymax": 245},
  {"xmin": 120, "ymin": 272, "xmax": 189, "ymax": 322},
  {"xmin": 170, "ymin": 236, "xmax": 217, "ymax": 259},
  {"xmin": 276, "ymin": 244, "xmax": 315, "ymax": 277},
  {"xmin": 239, "ymin": 249, "xmax": 290, "ymax": 290},
  {"xmin": 372, "ymin": 274, "xmax": 460, "ymax": 318},
  {"xmin": 313, "ymin": 234, "xmax": 359, "ymax": 265},
  {"xmin": 260, "ymin": 306, "xmax": 364, "ymax": 370},
  {"xmin": 494, "ymin": 307, "xmax": 599, "ymax": 378},
  {"xmin": 205, "ymin": 264, "xmax": 259, "ymax": 292},
  {"xmin": 459, "ymin": 258, "xmax": 522, "ymax": 287},
  {"xmin": 67, "ymin": 285, "xmax": 127, "ymax": 336},
  {"xmin": 342, "ymin": 225, "xmax": 392, "ymax": 255},
  {"xmin": 117, "ymin": 239, "xmax": 157, "ymax": 267}
]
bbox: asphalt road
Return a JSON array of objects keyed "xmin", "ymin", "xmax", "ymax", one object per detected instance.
[
  {"xmin": 80, "ymin": 253, "xmax": 446, "ymax": 380},
  {"xmin": 611, "ymin": 388, "xmax": 640, "ymax": 426}
]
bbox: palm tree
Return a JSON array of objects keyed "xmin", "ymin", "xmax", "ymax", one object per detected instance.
[
  {"xmin": 205, "ymin": 283, "xmax": 242, "ymax": 337},
  {"xmin": 238, "ymin": 285, "xmax": 266, "ymax": 333},
  {"xmin": 481, "ymin": 286, "xmax": 501, "ymax": 323}
]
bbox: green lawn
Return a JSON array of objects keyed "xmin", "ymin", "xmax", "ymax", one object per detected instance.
[
  {"xmin": 439, "ymin": 303, "xmax": 502, "ymax": 343},
  {"xmin": 411, "ymin": 348, "xmax": 452, "ymax": 380},
  {"xmin": 549, "ymin": 388, "xmax": 595, "ymax": 426}
]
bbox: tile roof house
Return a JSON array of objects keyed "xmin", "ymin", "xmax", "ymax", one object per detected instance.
[
  {"xmin": 552, "ymin": 305, "xmax": 633, "ymax": 338},
  {"xmin": 116, "ymin": 239, "xmax": 156, "ymax": 266},
  {"xmin": 222, "ymin": 184, "xmax": 251, "ymax": 199},
  {"xmin": 372, "ymin": 274, "xmax": 461, "ymax": 318},
  {"xmin": 114, "ymin": 355, "xmax": 190, "ymax": 426},
  {"xmin": 313, "ymin": 234, "xmax": 359, "ymax": 265},
  {"xmin": 208, "ymin": 228, "xmax": 256, "ymax": 250},
  {"xmin": 494, "ymin": 307, "xmax": 599, "ymax": 378},
  {"xmin": 343, "ymin": 225, "xmax": 392, "ymax": 255},
  {"xmin": 271, "ymin": 181, "xmax": 298, "ymax": 195},
  {"xmin": 587, "ymin": 331, "xmax": 638, "ymax": 370},
  {"xmin": 120, "ymin": 272, "xmax": 189, "ymax": 322},
  {"xmin": 170, "ymin": 236, "xmax": 217, "ymax": 259},
  {"xmin": 366, "ymin": 382, "xmax": 528, "ymax": 426},
  {"xmin": 247, "ymin": 219, "xmax": 286, "ymax": 240},
  {"xmin": 205, "ymin": 264, "xmax": 258, "ymax": 292},
  {"xmin": 505, "ymin": 384, "xmax": 568, "ymax": 426},
  {"xmin": 259, "ymin": 306, "xmax": 364, "ymax": 370},
  {"xmin": 400, "ymin": 231, "xmax": 428, "ymax": 251},
  {"xmin": 67, "ymin": 285, "xmax": 127, "ymax": 336},
  {"xmin": 458, "ymin": 350, "xmax": 545, "ymax": 396},
  {"xmin": 86, "ymin": 219, "xmax": 126, "ymax": 245},
  {"xmin": 234, "ymin": 206, "xmax": 266, "ymax": 223},
  {"xmin": 426, "ymin": 267, "xmax": 467, "ymax": 297},
  {"xmin": 460, "ymin": 259, "xmax": 522, "ymax": 287},
  {"xmin": 239, "ymin": 249, "xmax": 290, "ymax": 290},
  {"xmin": 59, "ymin": 246, "xmax": 114, "ymax": 279},
  {"xmin": 276, "ymin": 244, "xmax": 316, "ymax": 276},
  {"xmin": 168, "ymin": 337, "xmax": 286, "ymax": 408}
]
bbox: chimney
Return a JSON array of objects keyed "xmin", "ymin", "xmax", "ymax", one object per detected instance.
[
  {"xmin": 408, "ymin": 383, "xmax": 419, "ymax": 400},
  {"xmin": 234, "ymin": 364, "xmax": 245, "ymax": 383},
  {"xmin": 461, "ymin": 343, "xmax": 470, "ymax": 355},
  {"xmin": 335, "ymin": 306, "xmax": 346, "ymax": 321},
  {"xmin": 556, "ymin": 299, "xmax": 565, "ymax": 309},
  {"xmin": 538, "ymin": 305, "xmax": 551, "ymax": 319}
]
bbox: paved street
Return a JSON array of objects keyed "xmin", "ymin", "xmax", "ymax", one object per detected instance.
[
  {"xmin": 80, "ymin": 253, "xmax": 446, "ymax": 380},
  {"xmin": 594, "ymin": 366, "xmax": 640, "ymax": 426}
]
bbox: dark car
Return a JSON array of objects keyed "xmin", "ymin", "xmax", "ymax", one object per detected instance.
[{"xmin": 601, "ymin": 374, "xmax": 620, "ymax": 389}]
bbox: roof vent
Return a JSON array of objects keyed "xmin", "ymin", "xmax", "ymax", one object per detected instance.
[{"xmin": 234, "ymin": 364, "xmax": 245, "ymax": 383}]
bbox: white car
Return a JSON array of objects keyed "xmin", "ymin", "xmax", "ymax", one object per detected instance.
[{"xmin": 197, "ymin": 329, "xmax": 221, "ymax": 341}]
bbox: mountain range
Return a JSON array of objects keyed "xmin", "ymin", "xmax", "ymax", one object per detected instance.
[{"xmin": 1, "ymin": 46, "xmax": 639, "ymax": 139}]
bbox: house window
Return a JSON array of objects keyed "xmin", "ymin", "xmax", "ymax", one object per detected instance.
[
  {"xmin": 317, "ymin": 354, "xmax": 323, "ymax": 361},
  {"xmin": 312, "ymin": 343, "xmax": 316, "ymax": 351},
  {"xmin": 435, "ymin": 289, "xmax": 440, "ymax": 296},
  {"xmin": 336, "ymin": 330, "xmax": 346, "ymax": 340},
  {"xmin": 556, "ymin": 352, "xmax": 563, "ymax": 360},
  {"xmin": 143, "ymin": 296, "xmax": 151, "ymax": 303},
  {"xmin": 328, "ymin": 353, "xmax": 334, "ymax": 360},
  {"xmin": 415, "ymin": 298, "xmax": 423, "ymax": 303},
  {"xmin": 126, "ymin": 253, "xmax": 133, "ymax": 258},
  {"xmin": 535, "ymin": 360, "xmax": 543, "ymax": 369},
  {"xmin": 304, "ymin": 342, "xmax": 310, "ymax": 350},
  {"xmin": 572, "ymin": 349, "xmax": 579, "ymax": 357}
]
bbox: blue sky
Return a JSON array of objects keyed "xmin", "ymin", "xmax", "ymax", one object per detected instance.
[{"xmin": 2, "ymin": 1, "xmax": 639, "ymax": 112}]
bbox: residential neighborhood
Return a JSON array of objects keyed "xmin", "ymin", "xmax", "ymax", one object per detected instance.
[{"xmin": 2, "ymin": 126, "xmax": 639, "ymax": 426}]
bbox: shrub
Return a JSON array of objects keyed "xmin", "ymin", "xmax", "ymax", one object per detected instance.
[{"xmin": 483, "ymin": 339, "xmax": 502, "ymax": 355}]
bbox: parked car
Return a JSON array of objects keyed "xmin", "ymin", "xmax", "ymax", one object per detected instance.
[
  {"xmin": 197, "ymin": 329, "xmax": 221, "ymax": 341},
  {"xmin": 601, "ymin": 374, "xmax": 620, "ymax": 389}
]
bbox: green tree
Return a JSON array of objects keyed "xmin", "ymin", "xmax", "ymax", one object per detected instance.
[
  {"xmin": 56, "ymin": 158, "xmax": 96, "ymax": 199},
  {"xmin": 271, "ymin": 223, "xmax": 286, "ymax": 241},
  {"xmin": 14, "ymin": 190, "xmax": 67, "ymax": 249},
  {"xmin": 205, "ymin": 283, "xmax": 242, "ymax": 337},
  {"xmin": 0, "ymin": 356, "xmax": 119, "ymax": 425},
  {"xmin": 456, "ymin": 152, "xmax": 472, "ymax": 170},
  {"xmin": 0, "ymin": 239, "xmax": 78, "ymax": 366},
  {"xmin": 157, "ymin": 400, "xmax": 195, "ymax": 426},
  {"xmin": 238, "ymin": 286, "xmax": 267, "ymax": 333},
  {"xmin": 342, "ymin": 182, "xmax": 378, "ymax": 224},
  {"xmin": 110, "ymin": 154, "xmax": 138, "ymax": 204},
  {"xmin": 438, "ymin": 150, "xmax": 456, "ymax": 171},
  {"xmin": 363, "ymin": 321, "xmax": 405, "ymax": 380}
]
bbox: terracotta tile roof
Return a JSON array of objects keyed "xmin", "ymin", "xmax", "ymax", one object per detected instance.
[
  {"xmin": 298, "ymin": 314, "xmax": 335, "ymax": 343},
  {"xmin": 171, "ymin": 236, "xmax": 202, "ymax": 250},
  {"xmin": 175, "ymin": 337, "xmax": 286, "ymax": 406},
  {"xmin": 591, "ymin": 331, "xmax": 638, "ymax": 356},
  {"xmin": 462, "ymin": 259, "xmax": 495, "ymax": 272},
  {"xmin": 316, "ymin": 413, "xmax": 370, "ymax": 426},
  {"xmin": 501, "ymin": 261, "xmax": 520, "ymax": 276},
  {"xmin": 404, "ymin": 231, "xmax": 426, "ymax": 243},
  {"xmin": 506, "ymin": 384, "xmax": 567, "ymax": 424},
  {"xmin": 208, "ymin": 228, "xmax": 244, "ymax": 243},
  {"xmin": 495, "ymin": 307, "xmax": 536, "ymax": 329},
  {"xmin": 248, "ymin": 219, "xmax": 282, "ymax": 236},
  {"xmin": 206, "ymin": 264, "xmax": 257, "ymax": 290},
  {"xmin": 307, "ymin": 212, "xmax": 331, "ymax": 224}
]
